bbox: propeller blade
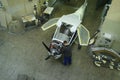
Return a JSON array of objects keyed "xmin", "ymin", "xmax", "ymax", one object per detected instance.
[
  {"xmin": 41, "ymin": 18, "xmax": 59, "ymax": 31},
  {"xmin": 45, "ymin": 55, "xmax": 51, "ymax": 60},
  {"xmin": 42, "ymin": 41, "xmax": 51, "ymax": 52}
]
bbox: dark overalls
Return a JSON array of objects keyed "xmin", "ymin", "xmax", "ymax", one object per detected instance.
[{"xmin": 62, "ymin": 45, "xmax": 72, "ymax": 65}]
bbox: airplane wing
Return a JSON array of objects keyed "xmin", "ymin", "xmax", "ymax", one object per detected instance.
[
  {"xmin": 41, "ymin": 18, "xmax": 59, "ymax": 31},
  {"xmin": 77, "ymin": 24, "xmax": 90, "ymax": 46}
]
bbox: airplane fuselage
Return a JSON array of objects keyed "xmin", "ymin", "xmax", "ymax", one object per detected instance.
[{"xmin": 48, "ymin": 1, "xmax": 88, "ymax": 59}]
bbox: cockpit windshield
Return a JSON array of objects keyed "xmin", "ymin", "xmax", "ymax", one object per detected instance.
[
  {"xmin": 53, "ymin": 22, "xmax": 73, "ymax": 43},
  {"xmin": 60, "ymin": 22, "xmax": 73, "ymax": 36}
]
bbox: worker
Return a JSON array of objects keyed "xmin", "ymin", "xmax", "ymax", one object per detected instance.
[
  {"xmin": 33, "ymin": 4, "xmax": 38, "ymax": 19},
  {"xmin": 44, "ymin": 1, "xmax": 49, "ymax": 7},
  {"xmin": 62, "ymin": 41, "xmax": 72, "ymax": 65},
  {"xmin": 40, "ymin": 0, "xmax": 48, "ymax": 14}
]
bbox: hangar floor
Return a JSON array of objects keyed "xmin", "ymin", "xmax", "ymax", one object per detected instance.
[{"xmin": 0, "ymin": 0, "xmax": 120, "ymax": 80}]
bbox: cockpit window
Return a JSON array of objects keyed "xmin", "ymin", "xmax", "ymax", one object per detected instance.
[
  {"xmin": 60, "ymin": 22, "xmax": 72, "ymax": 37},
  {"xmin": 52, "ymin": 22, "xmax": 74, "ymax": 44}
]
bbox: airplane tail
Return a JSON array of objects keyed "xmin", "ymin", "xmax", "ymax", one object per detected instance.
[{"xmin": 74, "ymin": 0, "xmax": 87, "ymax": 21}]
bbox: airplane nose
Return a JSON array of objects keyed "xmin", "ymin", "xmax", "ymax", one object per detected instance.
[
  {"xmin": 52, "ymin": 49, "xmax": 55, "ymax": 54},
  {"xmin": 51, "ymin": 48, "xmax": 59, "ymax": 56},
  {"xmin": 51, "ymin": 49, "xmax": 56, "ymax": 55}
]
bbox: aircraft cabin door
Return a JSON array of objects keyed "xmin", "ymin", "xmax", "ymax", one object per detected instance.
[{"xmin": 77, "ymin": 24, "xmax": 90, "ymax": 46}]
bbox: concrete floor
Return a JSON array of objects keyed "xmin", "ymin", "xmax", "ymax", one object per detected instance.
[{"xmin": 0, "ymin": 0, "xmax": 120, "ymax": 80}]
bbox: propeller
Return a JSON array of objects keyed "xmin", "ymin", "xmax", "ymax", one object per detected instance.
[
  {"xmin": 42, "ymin": 41, "xmax": 50, "ymax": 52},
  {"xmin": 45, "ymin": 55, "xmax": 51, "ymax": 60},
  {"xmin": 42, "ymin": 41, "xmax": 51, "ymax": 60}
]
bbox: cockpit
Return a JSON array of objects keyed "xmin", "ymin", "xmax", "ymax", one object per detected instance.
[
  {"xmin": 52, "ymin": 22, "xmax": 74, "ymax": 44},
  {"xmin": 60, "ymin": 22, "xmax": 73, "ymax": 36}
]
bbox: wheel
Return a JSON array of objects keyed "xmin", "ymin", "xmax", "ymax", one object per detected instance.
[
  {"xmin": 94, "ymin": 60, "xmax": 101, "ymax": 67},
  {"xmin": 78, "ymin": 44, "xmax": 82, "ymax": 50}
]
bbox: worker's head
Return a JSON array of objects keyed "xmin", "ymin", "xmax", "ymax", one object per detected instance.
[{"xmin": 63, "ymin": 41, "xmax": 68, "ymax": 46}]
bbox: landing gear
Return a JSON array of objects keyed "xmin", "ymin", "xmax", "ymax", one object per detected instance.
[{"xmin": 78, "ymin": 44, "xmax": 82, "ymax": 50}]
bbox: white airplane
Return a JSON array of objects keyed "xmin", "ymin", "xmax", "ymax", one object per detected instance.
[{"xmin": 41, "ymin": 0, "xmax": 90, "ymax": 60}]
